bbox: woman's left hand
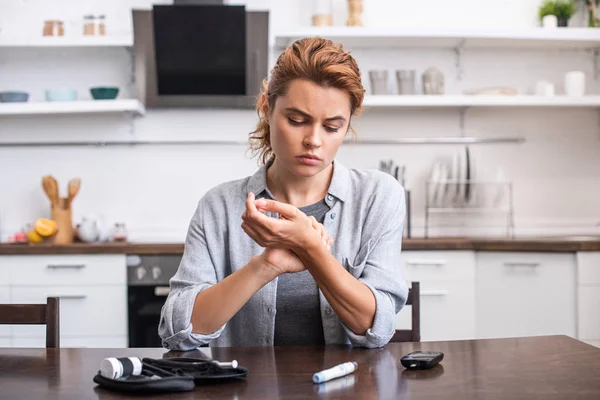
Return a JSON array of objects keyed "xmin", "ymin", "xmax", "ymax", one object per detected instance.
[{"xmin": 241, "ymin": 192, "xmax": 331, "ymax": 252}]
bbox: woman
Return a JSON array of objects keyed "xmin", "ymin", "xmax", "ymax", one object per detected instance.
[{"xmin": 159, "ymin": 37, "xmax": 408, "ymax": 350}]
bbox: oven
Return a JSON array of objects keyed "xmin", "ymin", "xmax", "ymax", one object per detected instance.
[{"xmin": 126, "ymin": 254, "xmax": 181, "ymax": 348}]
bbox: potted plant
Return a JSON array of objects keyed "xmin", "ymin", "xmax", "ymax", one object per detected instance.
[{"xmin": 539, "ymin": 0, "xmax": 577, "ymax": 27}]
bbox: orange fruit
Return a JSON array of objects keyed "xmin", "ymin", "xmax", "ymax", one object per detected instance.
[{"xmin": 34, "ymin": 218, "xmax": 58, "ymax": 237}]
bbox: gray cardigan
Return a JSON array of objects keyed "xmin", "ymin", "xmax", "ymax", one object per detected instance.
[{"xmin": 159, "ymin": 160, "xmax": 408, "ymax": 350}]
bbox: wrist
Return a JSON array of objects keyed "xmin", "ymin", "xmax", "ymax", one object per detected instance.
[
  {"xmin": 248, "ymin": 254, "xmax": 280, "ymax": 284},
  {"xmin": 296, "ymin": 233, "xmax": 322, "ymax": 259}
]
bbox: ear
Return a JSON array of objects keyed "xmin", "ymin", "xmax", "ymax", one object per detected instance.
[{"xmin": 259, "ymin": 92, "xmax": 270, "ymax": 118}]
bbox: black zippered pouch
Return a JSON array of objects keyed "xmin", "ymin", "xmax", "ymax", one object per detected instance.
[{"xmin": 93, "ymin": 357, "xmax": 248, "ymax": 394}]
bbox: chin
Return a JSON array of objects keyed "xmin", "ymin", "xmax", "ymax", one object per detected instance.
[{"xmin": 291, "ymin": 161, "xmax": 329, "ymax": 177}]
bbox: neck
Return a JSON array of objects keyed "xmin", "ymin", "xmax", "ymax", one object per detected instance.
[{"xmin": 266, "ymin": 159, "xmax": 334, "ymax": 207}]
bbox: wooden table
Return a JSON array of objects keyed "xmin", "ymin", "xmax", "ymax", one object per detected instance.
[{"xmin": 1, "ymin": 335, "xmax": 598, "ymax": 399}]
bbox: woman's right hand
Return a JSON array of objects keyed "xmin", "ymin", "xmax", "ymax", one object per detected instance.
[{"xmin": 257, "ymin": 218, "xmax": 332, "ymax": 277}]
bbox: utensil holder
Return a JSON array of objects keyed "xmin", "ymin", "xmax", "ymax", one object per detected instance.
[{"xmin": 51, "ymin": 199, "xmax": 74, "ymax": 245}]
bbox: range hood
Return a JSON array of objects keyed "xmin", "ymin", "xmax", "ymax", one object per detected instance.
[{"xmin": 132, "ymin": 4, "xmax": 269, "ymax": 109}]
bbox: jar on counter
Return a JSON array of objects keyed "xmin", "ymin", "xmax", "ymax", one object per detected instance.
[
  {"xmin": 97, "ymin": 15, "xmax": 106, "ymax": 35},
  {"xmin": 83, "ymin": 15, "xmax": 96, "ymax": 36},
  {"xmin": 112, "ymin": 223, "xmax": 128, "ymax": 242},
  {"xmin": 312, "ymin": 0, "xmax": 333, "ymax": 26},
  {"xmin": 43, "ymin": 20, "xmax": 55, "ymax": 36},
  {"xmin": 56, "ymin": 20, "xmax": 64, "ymax": 36}
]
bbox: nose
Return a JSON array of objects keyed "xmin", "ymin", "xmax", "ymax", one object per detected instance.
[{"xmin": 302, "ymin": 125, "xmax": 322, "ymax": 149}]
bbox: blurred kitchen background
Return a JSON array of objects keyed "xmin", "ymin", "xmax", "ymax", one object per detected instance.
[
  {"xmin": 0, "ymin": 0, "xmax": 599, "ymax": 242},
  {"xmin": 1, "ymin": 1, "xmax": 600, "ymax": 350}
]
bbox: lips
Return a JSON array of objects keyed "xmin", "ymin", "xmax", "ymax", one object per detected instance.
[{"xmin": 296, "ymin": 154, "xmax": 321, "ymax": 166}]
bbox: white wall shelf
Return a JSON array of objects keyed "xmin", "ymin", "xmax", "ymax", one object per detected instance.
[
  {"xmin": 0, "ymin": 36, "xmax": 133, "ymax": 48},
  {"xmin": 275, "ymin": 27, "xmax": 600, "ymax": 50},
  {"xmin": 364, "ymin": 95, "xmax": 600, "ymax": 108},
  {"xmin": 0, "ymin": 100, "xmax": 145, "ymax": 116}
]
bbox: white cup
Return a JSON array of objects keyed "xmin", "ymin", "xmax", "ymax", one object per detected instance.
[
  {"xmin": 564, "ymin": 71, "xmax": 586, "ymax": 97},
  {"xmin": 535, "ymin": 81, "xmax": 555, "ymax": 96},
  {"xmin": 542, "ymin": 15, "xmax": 558, "ymax": 28}
]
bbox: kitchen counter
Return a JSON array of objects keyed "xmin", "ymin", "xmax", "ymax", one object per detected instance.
[{"xmin": 2, "ymin": 236, "xmax": 600, "ymax": 255}]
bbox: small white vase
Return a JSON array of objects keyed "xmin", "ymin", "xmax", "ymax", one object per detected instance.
[{"xmin": 542, "ymin": 15, "xmax": 558, "ymax": 28}]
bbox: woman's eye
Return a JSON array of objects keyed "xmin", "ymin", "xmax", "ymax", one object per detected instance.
[
  {"xmin": 325, "ymin": 126, "xmax": 340, "ymax": 133},
  {"xmin": 288, "ymin": 118, "xmax": 303, "ymax": 126}
]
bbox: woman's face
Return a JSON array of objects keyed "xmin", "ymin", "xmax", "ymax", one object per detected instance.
[{"xmin": 266, "ymin": 79, "xmax": 352, "ymax": 178}]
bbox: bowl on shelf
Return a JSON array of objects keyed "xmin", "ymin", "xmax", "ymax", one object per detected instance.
[
  {"xmin": 0, "ymin": 91, "xmax": 30, "ymax": 102},
  {"xmin": 90, "ymin": 86, "xmax": 119, "ymax": 100},
  {"xmin": 45, "ymin": 88, "xmax": 77, "ymax": 102}
]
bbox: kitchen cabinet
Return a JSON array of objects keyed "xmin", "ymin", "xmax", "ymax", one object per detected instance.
[
  {"xmin": 0, "ymin": 255, "xmax": 127, "ymax": 348},
  {"xmin": 11, "ymin": 286, "xmax": 126, "ymax": 337},
  {"xmin": 12, "ymin": 336, "xmax": 127, "ymax": 348},
  {"xmin": 395, "ymin": 251, "xmax": 476, "ymax": 341},
  {"xmin": 5, "ymin": 255, "xmax": 126, "ymax": 286},
  {"xmin": 475, "ymin": 252, "xmax": 577, "ymax": 339},
  {"xmin": 576, "ymin": 253, "xmax": 600, "ymax": 346}
]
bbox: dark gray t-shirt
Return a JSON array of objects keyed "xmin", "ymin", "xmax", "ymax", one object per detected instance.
[{"xmin": 258, "ymin": 190, "xmax": 330, "ymax": 346}]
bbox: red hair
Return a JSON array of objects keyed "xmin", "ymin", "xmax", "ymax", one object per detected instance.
[{"xmin": 249, "ymin": 37, "xmax": 365, "ymax": 164}]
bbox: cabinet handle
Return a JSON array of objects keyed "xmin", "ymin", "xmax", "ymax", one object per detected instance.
[
  {"xmin": 406, "ymin": 259, "xmax": 447, "ymax": 267},
  {"xmin": 53, "ymin": 294, "xmax": 87, "ymax": 300},
  {"xmin": 503, "ymin": 262, "xmax": 540, "ymax": 268},
  {"xmin": 47, "ymin": 264, "xmax": 86, "ymax": 270},
  {"xmin": 421, "ymin": 290, "xmax": 449, "ymax": 296}
]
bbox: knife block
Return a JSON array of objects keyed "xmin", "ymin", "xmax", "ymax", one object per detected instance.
[{"xmin": 51, "ymin": 198, "xmax": 74, "ymax": 245}]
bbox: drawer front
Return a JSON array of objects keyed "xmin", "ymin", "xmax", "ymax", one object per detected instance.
[
  {"xmin": 578, "ymin": 286, "xmax": 600, "ymax": 340},
  {"xmin": 12, "ymin": 336, "xmax": 127, "ymax": 348},
  {"xmin": 401, "ymin": 251, "xmax": 475, "ymax": 283},
  {"xmin": 576, "ymin": 253, "xmax": 600, "ymax": 284},
  {"xmin": 476, "ymin": 252, "xmax": 576, "ymax": 339},
  {"xmin": 0, "ymin": 286, "xmax": 9, "ymax": 336},
  {"xmin": 7, "ymin": 255, "xmax": 126, "ymax": 286},
  {"xmin": 395, "ymin": 280, "xmax": 476, "ymax": 341},
  {"xmin": 11, "ymin": 286, "xmax": 126, "ymax": 336}
]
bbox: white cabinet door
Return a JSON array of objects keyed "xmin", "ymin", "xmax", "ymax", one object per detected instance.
[
  {"xmin": 396, "ymin": 251, "xmax": 477, "ymax": 341},
  {"xmin": 0, "ymin": 257, "xmax": 9, "ymax": 284},
  {"xmin": 576, "ymin": 252, "xmax": 600, "ymax": 342},
  {"xmin": 12, "ymin": 336, "xmax": 127, "ymax": 348},
  {"xmin": 6, "ymin": 255, "xmax": 126, "ymax": 286},
  {"xmin": 11, "ymin": 285, "xmax": 127, "ymax": 337},
  {"xmin": 0, "ymin": 286, "xmax": 9, "ymax": 337},
  {"xmin": 476, "ymin": 252, "xmax": 576, "ymax": 339},
  {"xmin": 395, "ymin": 280, "xmax": 476, "ymax": 341}
]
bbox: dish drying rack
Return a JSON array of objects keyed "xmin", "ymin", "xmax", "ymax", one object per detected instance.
[{"xmin": 424, "ymin": 179, "xmax": 515, "ymax": 238}]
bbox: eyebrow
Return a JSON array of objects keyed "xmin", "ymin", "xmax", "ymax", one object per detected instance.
[{"xmin": 284, "ymin": 107, "xmax": 346, "ymax": 123}]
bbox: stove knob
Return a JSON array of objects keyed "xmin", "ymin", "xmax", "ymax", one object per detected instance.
[
  {"xmin": 152, "ymin": 267, "xmax": 161, "ymax": 281},
  {"xmin": 136, "ymin": 267, "xmax": 146, "ymax": 281}
]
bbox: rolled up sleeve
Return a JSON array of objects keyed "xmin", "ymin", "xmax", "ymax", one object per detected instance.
[
  {"xmin": 343, "ymin": 183, "xmax": 408, "ymax": 348},
  {"xmin": 158, "ymin": 199, "xmax": 226, "ymax": 351}
]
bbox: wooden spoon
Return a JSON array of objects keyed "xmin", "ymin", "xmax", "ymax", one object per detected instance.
[
  {"xmin": 42, "ymin": 175, "xmax": 59, "ymax": 207},
  {"xmin": 67, "ymin": 178, "xmax": 81, "ymax": 206}
]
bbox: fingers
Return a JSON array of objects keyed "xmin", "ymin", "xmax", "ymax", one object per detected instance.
[
  {"xmin": 255, "ymin": 198, "xmax": 298, "ymax": 220},
  {"xmin": 308, "ymin": 216, "xmax": 333, "ymax": 251},
  {"xmin": 241, "ymin": 221, "xmax": 267, "ymax": 247}
]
